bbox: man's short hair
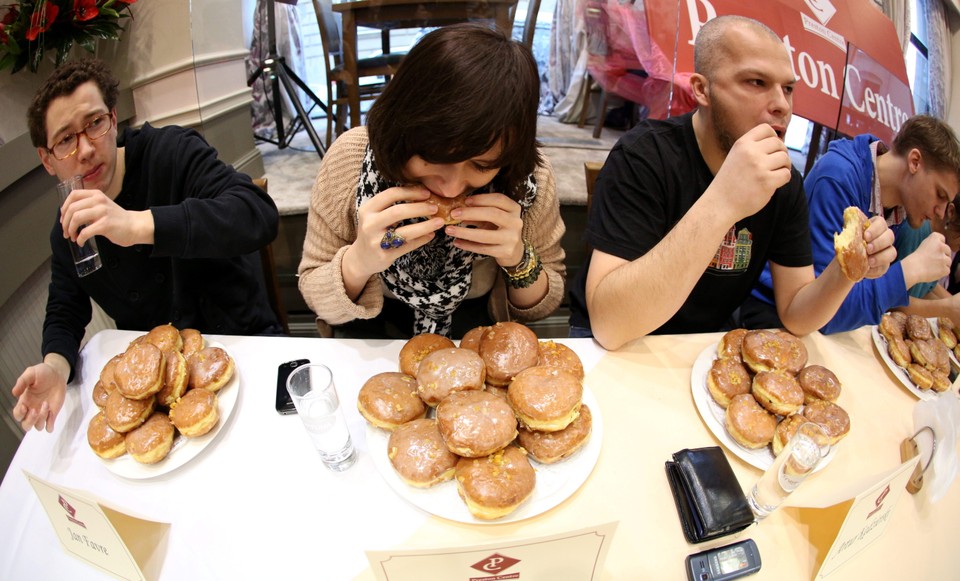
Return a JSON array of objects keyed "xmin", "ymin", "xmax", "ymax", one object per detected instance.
[
  {"xmin": 27, "ymin": 58, "xmax": 119, "ymax": 148},
  {"xmin": 694, "ymin": 15, "xmax": 782, "ymax": 79},
  {"xmin": 892, "ymin": 115, "xmax": 960, "ymax": 180}
]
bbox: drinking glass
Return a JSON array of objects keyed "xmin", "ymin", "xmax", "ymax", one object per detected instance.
[
  {"xmin": 286, "ymin": 363, "xmax": 357, "ymax": 471},
  {"xmin": 747, "ymin": 421, "xmax": 831, "ymax": 520},
  {"xmin": 56, "ymin": 175, "xmax": 102, "ymax": 277}
]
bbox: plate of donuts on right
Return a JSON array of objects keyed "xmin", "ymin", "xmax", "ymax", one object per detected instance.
[
  {"xmin": 690, "ymin": 329, "xmax": 847, "ymax": 471},
  {"xmin": 360, "ymin": 322, "xmax": 603, "ymax": 524},
  {"xmin": 871, "ymin": 312, "xmax": 959, "ymax": 401}
]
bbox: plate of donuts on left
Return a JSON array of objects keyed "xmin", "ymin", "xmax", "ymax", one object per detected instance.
[{"xmin": 85, "ymin": 324, "xmax": 239, "ymax": 479}]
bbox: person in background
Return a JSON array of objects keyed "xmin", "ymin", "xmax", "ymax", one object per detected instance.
[
  {"xmin": 298, "ymin": 24, "xmax": 565, "ymax": 339},
  {"xmin": 747, "ymin": 115, "xmax": 960, "ymax": 331},
  {"xmin": 567, "ymin": 15, "xmax": 895, "ymax": 350},
  {"xmin": 11, "ymin": 59, "xmax": 281, "ymax": 433}
]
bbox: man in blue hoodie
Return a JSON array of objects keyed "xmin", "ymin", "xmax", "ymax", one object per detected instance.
[{"xmin": 748, "ymin": 115, "xmax": 960, "ymax": 333}]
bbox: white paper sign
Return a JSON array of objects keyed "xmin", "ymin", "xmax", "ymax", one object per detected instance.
[{"xmin": 367, "ymin": 522, "xmax": 618, "ymax": 581}]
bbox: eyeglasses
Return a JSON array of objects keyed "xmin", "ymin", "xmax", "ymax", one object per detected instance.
[{"xmin": 47, "ymin": 113, "xmax": 113, "ymax": 161}]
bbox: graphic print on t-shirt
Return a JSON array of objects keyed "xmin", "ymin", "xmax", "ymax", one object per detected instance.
[{"xmin": 709, "ymin": 226, "xmax": 752, "ymax": 273}]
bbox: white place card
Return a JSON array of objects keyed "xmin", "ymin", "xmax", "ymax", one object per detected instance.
[
  {"xmin": 25, "ymin": 471, "xmax": 170, "ymax": 581},
  {"xmin": 367, "ymin": 522, "xmax": 618, "ymax": 581}
]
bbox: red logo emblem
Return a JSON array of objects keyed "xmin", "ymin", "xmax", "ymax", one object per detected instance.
[
  {"xmin": 59, "ymin": 495, "xmax": 86, "ymax": 528},
  {"xmin": 471, "ymin": 553, "xmax": 520, "ymax": 574}
]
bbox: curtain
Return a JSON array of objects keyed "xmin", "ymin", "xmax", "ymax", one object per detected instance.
[
  {"xmin": 881, "ymin": 0, "xmax": 911, "ymax": 55},
  {"xmin": 550, "ymin": 0, "xmax": 589, "ymax": 120},
  {"xmin": 920, "ymin": 0, "xmax": 951, "ymax": 118}
]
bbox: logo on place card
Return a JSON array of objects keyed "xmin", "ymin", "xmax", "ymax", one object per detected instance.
[
  {"xmin": 470, "ymin": 553, "xmax": 521, "ymax": 579},
  {"xmin": 58, "ymin": 495, "xmax": 87, "ymax": 528}
]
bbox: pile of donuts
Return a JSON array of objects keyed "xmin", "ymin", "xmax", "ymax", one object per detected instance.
[
  {"xmin": 86, "ymin": 324, "xmax": 235, "ymax": 464},
  {"xmin": 357, "ymin": 322, "xmax": 590, "ymax": 520},
  {"xmin": 707, "ymin": 329, "xmax": 850, "ymax": 455},
  {"xmin": 878, "ymin": 312, "xmax": 955, "ymax": 392}
]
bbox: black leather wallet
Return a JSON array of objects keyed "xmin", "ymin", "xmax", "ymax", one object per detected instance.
[{"xmin": 665, "ymin": 446, "xmax": 754, "ymax": 544}]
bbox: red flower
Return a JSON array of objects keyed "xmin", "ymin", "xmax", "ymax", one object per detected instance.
[
  {"xmin": 25, "ymin": 1, "xmax": 59, "ymax": 41},
  {"xmin": 73, "ymin": 0, "xmax": 99, "ymax": 22},
  {"xmin": 114, "ymin": 0, "xmax": 138, "ymax": 4}
]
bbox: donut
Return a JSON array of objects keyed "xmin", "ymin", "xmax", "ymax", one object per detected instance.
[
  {"xmin": 429, "ymin": 192, "xmax": 467, "ymax": 225},
  {"xmin": 156, "ymin": 350, "xmax": 188, "ymax": 407},
  {"xmin": 92, "ymin": 380, "xmax": 112, "ymax": 409},
  {"xmin": 796, "ymin": 365, "xmax": 841, "ymax": 403},
  {"xmin": 717, "ymin": 328, "xmax": 748, "ymax": 361},
  {"xmin": 907, "ymin": 363, "xmax": 935, "ymax": 390},
  {"xmin": 357, "ymin": 372, "xmax": 426, "ymax": 430},
  {"xmin": 455, "ymin": 446, "xmax": 536, "ymax": 520},
  {"xmin": 180, "ymin": 328, "xmax": 205, "ymax": 359},
  {"xmin": 387, "ymin": 418, "xmax": 458, "ymax": 488},
  {"xmin": 187, "ymin": 346, "xmax": 235, "ymax": 392},
  {"xmin": 99, "ymin": 353, "xmax": 123, "ymax": 392},
  {"xmin": 834, "ymin": 206, "xmax": 869, "ymax": 282},
  {"xmin": 115, "ymin": 342, "xmax": 165, "ymax": 400},
  {"xmin": 518, "ymin": 403, "xmax": 592, "ymax": 464},
  {"xmin": 706, "ymin": 357, "xmax": 752, "ymax": 408},
  {"xmin": 771, "ymin": 414, "xmax": 807, "ymax": 457},
  {"xmin": 741, "ymin": 330, "xmax": 801, "ymax": 374},
  {"xmin": 879, "ymin": 313, "xmax": 905, "ymax": 342},
  {"xmin": 725, "ymin": 393, "xmax": 777, "ymax": 449},
  {"xmin": 144, "ymin": 323, "xmax": 183, "ymax": 353},
  {"xmin": 906, "ymin": 315, "xmax": 933, "ymax": 341},
  {"xmin": 169, "ymin": 387, "xmax": 219, "ymax": 437},
  {"xmin": 416, "ymin": 347, "xmax": 486, "ymax": 406},
  {"xmin": 104, "ymin": 390, "xmax": 156, "ymax": 433},
  {"xmin": 124, "ymin": 412, "xmax": 175, "ymax": 464},
  {"xmin": 484, "ymin": 384, "xmax": 509, "ymax": 400},
  {"xmin": 537, "ymin": 340, "xmax": 585, "ymax": 381},
  {"xmin": 938, "ymin": 321, "xmax": 958, "ymax": 350},
  {"xmin": 887, "ymin": 336, "xmax": 912, "ymax": 368},
  {"xmin": 459, "ymin": 326, "xmax": 489, "ymax": 353},
  {"xmin": 802, "ymin": 399, "xmax": 851, "ymax": 445},
  {"xmin": 931, "ymin": 370, "xmax": 953, "ymax": 393},
  {"xmin": 751, "ymin": 370, "xmax": 804, "ymax": 416},
  {"xmin": 508, "ymin": 366, "xmax": 582, "ymax": 432},
  {"xmin": 399, "ymin": 333, "xmax": 455, "ymax": 377},
  {"xmin": 436, "ymin": 390, "xmax": 517, "ymax": 457},
  {"xmin": 773, "ymin": 330, "xmax": 809, "ymax": 375},
  {"xmin": 910, "ymin": 338, "xmax": 950, "ymax": 374},
  {"xmin": 87, "ymin": 411, "xmax": 126, "ymax": 459},
  {"xmin": 479, "ymin": 322, "xmax": 540, "ymax": 387}
]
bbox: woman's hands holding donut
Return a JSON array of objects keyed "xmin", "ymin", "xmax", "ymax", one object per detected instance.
[{"xmin": 445, "ymin": 192, "xmax": 525, "ymax": 268}]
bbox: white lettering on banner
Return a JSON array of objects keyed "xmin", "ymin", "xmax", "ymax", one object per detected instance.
[
  {"xmin": 684, "ymin": 0, "xmax": 718, "ymax": 48},
  {"xmin": 782, "ymin": 35, "xmax": 840, "ymax": 99},
  {"xmin": 844, "ymin": 65, "xmax": 909, "ymax": 132},
  {"xmin": 800, "ymin": 12, "xmax": 845, "ymax": 50},
  {"xmin": 804, "ymin": 0, "xmax": 837, "ymax": 26}
]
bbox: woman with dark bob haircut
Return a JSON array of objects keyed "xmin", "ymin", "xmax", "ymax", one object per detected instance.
[{"xmin": 298, "ymin": 23, "xmax": 565, "ymax": 338}]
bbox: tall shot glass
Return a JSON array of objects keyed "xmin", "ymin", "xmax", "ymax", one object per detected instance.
[
  {"xmin": 56, "ymin": 175, "xmax": 102, "ymax": 277},
  {"xmin": 747, "ymin": 421, "xmax": 831, "ymax": 520},
  {"xmin": 286, "ymin": 363, "xmax": 358, "ymax": 471}
]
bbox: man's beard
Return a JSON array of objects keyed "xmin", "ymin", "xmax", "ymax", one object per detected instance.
[{"xmin": 711, "ymin": 100, "xmax": 737, "ymax": 153}]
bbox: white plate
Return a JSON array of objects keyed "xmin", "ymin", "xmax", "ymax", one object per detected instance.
[
  {"xmin": 690, "ymin": 344, "xmax": 836, "ymax": 471},
  {"xmin": 870, "ymin": 323, "xmax": 950, "ymax": 402},
  {"xmin": 366, "ymin": 386, "xmax": 604, "ymax": 524},
  {"xmin": 96, "ymin": 342, "xmax": 240, "ymax": 479}
]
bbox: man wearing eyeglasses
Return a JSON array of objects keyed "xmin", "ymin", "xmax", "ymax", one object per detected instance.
[{"xmin": 11, "ymin": 58, "xmax": 282, "ymax": 433}]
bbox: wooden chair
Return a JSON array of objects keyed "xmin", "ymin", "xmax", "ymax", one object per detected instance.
[
  {"xmin": 510, "ymin": 0, "xmax": 542, "ymax": 49},
  {"xmin": 253, "ymin": 178, "xmax": 290, "ymax": 335},
  {"xmin": 311, "ymin": 0, "xmax": 406, "ymax": 145}
]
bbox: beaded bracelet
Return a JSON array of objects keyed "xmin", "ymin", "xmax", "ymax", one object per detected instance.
[{"xmin": 502, "ymin": 240, "xmax": 543, "ymax": 289}]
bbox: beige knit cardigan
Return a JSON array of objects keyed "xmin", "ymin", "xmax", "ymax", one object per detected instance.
[{"xmin": 297, "ymin": 127, "xmax": 567, "ymax": 335}]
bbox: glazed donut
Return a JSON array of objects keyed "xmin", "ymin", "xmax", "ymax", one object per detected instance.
[
  {"xmin": 169, "ymin": 387, "xmax": 219, "ymax": 437},
  {"xmin": 459, "ymin": 326, "xmax": 489, "ymax": 353},
  {"xmin": 706, "ymin": 357, "xmax": 752, "ymax": 409},
  {"xmin": 416, "ymin": 347, "xmax": 486, "ymax": 406},
  {"xmin": 797, "ymin": 365, "xmax": 841, "ymax": 403},
  {"xmin": 725, "ymin": 393, "xmax": 777, "ymax": 449},
  {"xmin": 751, "ymin": 370, "xmax": 804, "ymax": 416},
  {"xmin": 455, "ymin": 446, "xmax": 536, "ymax": 520},
  {"xmin": 741, "ymin": 330, "xmax": 801, "ymax": 374},
  {"xmin": 104, "ymin": 390, "xmax": 156, "ymax": 433},
  {"xmin": 357, "ymin": 372, "xmax": 426, "ymax": 430},
  {"xmin": 187, "ymin": 347, "xmax": 235, "ymax": 392},
  {"xmin": 834, "ymin": 206, "xmax": 869, "ymax": 282},
  {"xmin": 931, "ymin": 370, "xmax": 953, "ymax": 393},
  {"xmin": 144, "ymin": 323, "xmax": 183, "ymax": 353},
  {"xmin": 910, "ymin": 338, "xmax": 950, "ymax": 374},
  {"xmin": 938, "ymin": 320, "xmax": 958, "ymax": 349},
  {"xmin": 92, "ymin": 380, "xmax": 112, "ymax": 409},
  {"xmin": 484, "ymin": 384, "xmax": 509, "ymax": 400},
  {"xmin": 124, "ymin": 412, "xmax": 175, "ymax": 464},
  {"xmin": 156, "ymin": 350, "xmax": 188, "ymax": 407},
  {"xmin": 771, "ymin": 414, "xmax": 807, "ymax": 457},
  {"xmin": 387, "ymin": 418, "xmax": 458, "ymax": 488},
  {"xmin": 518, "ymin": 403, "xmax": 592, "ymax": 464},
  {"xmin": 537, "ymin": 340, "xmax": 585, "ymax": 381},
  {"xmin": 87, "ymin": 411, "xmax": 126, "ymax": 459},
  {"xmin": 906, "ymin": 363, "xmax": 935, "ymax": 390},
  {"xmin": 802, "ymin": 399, "xmax": 851, "ymax": 445},
  {"xmin": 436, "ymin": 390, "xmax": 517, "ymax": 457},
  {"xmin": 879, "ymin": 313, "xmax": 905, "ymax": 342},
  {"xmin": 429, "ymin": 192, "xmax": 467, "ymax": 225},
  {"xmin": 717, "ymin": 328, "xmax": 748, "ymax": 361},
  {"xmin": 507, "ymin": 366, "xmax": 582, "ymax": 432},
  {"xmin": 773, "ymin": 330, "xmax": 809, "ymax": 375},
  {"xmin": 115, "ymin": 342, "xmax": 165, "ymax": 401},
  {"xmin": 399, "ymin": 333, "xmax": 455, "ymax": 377},
  {"xmin": 180, "ymin": 328, "xmax": 205, "ymax": 359},
  {"xmin": 99, "ymin": 353, "xmax": 123, "ymax": 392},
  {"xmin": 479, "ymin": 322, "xmax": 540, "ymax": 387},
  {"xmin": 906, "ymin": 315, "xmax": 933, "ymax": 341},
  {"xmin": 888, "ymin": 336, "xmax": 912, "ymax": 368}
]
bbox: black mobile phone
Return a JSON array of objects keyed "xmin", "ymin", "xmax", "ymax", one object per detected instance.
[
  {"xmin": 686, "ymin": 539, "xmax": 761, "ymax": 581},
  {"xmin": 276, "ymin": 359, "xmax": 310, "ymax": 415}
]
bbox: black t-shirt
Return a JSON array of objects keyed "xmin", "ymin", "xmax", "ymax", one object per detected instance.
[{"xmin": 569, "ymin": 113, "xmax": 811, "ymax": 335}]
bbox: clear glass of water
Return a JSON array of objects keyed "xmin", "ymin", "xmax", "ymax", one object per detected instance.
[
  {"xmin": 286, "ymin": 363, "xmax": 357, "ymax": 471},
  {"xmin": 56, "ymin": 175, "xmax": 102, "ymax": 277},
  {"xmin": 748, "ymin": 421, "xmax": 830, "ymax": 520}
]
